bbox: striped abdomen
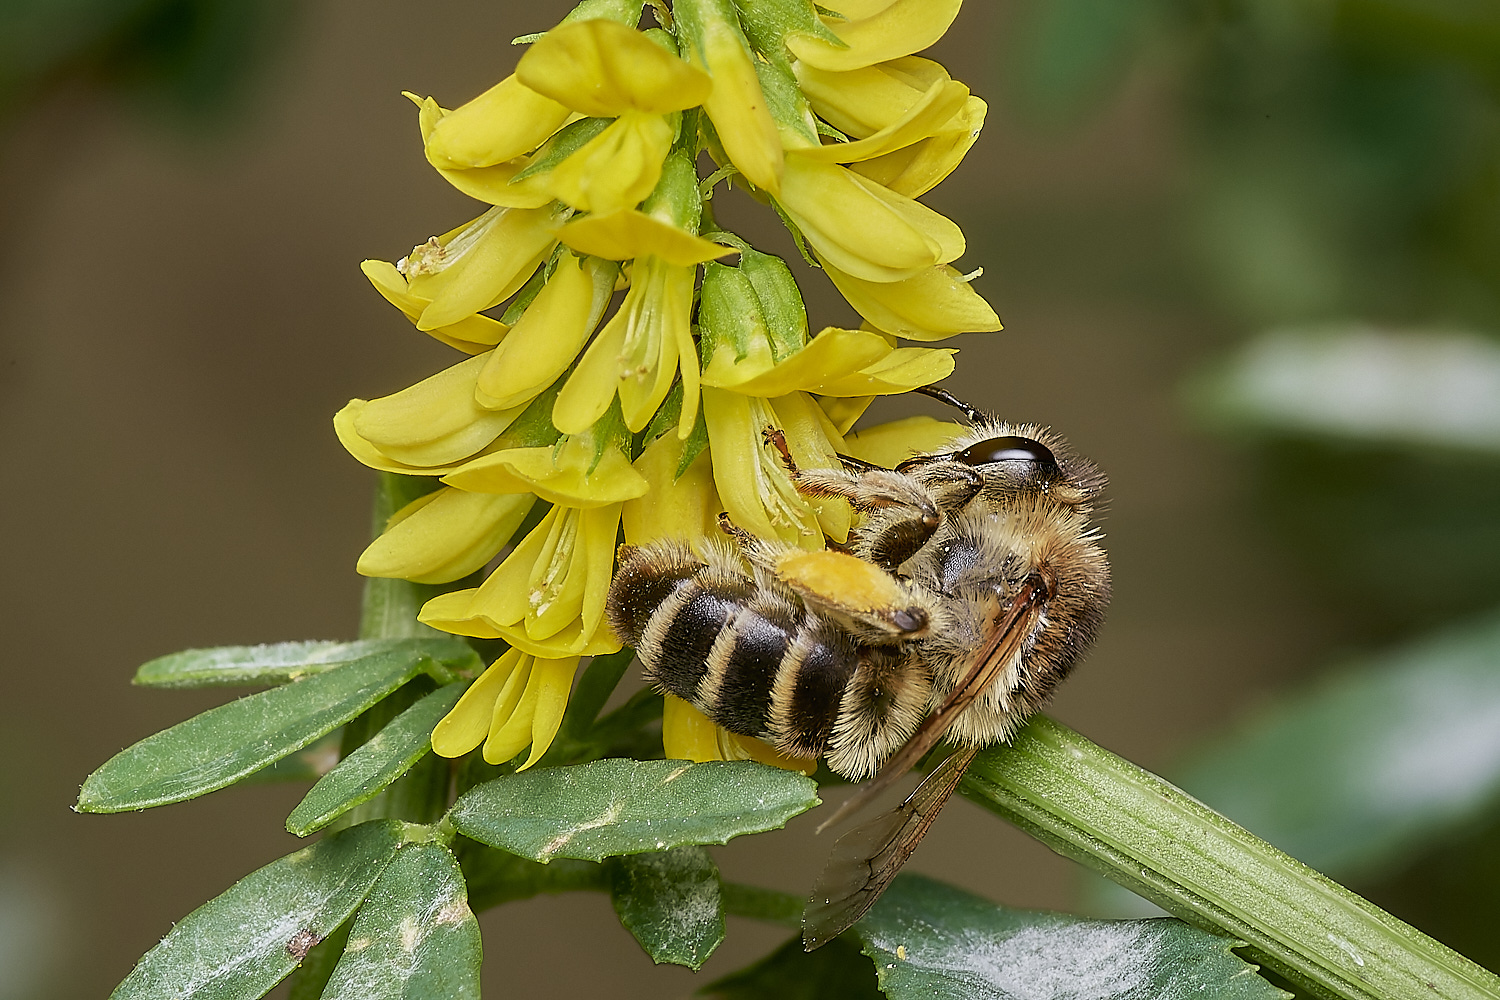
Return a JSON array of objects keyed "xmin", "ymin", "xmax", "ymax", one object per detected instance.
[{"xmin": 607, "ymin": 543, "xmax": 862, "ymax": 761}]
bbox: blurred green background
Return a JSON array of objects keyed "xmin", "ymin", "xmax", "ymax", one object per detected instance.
[{"xmin": 2, "ymin": 0, "xmax": 1498, "ymax": 997}]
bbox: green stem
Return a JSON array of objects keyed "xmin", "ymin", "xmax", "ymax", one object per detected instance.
[{"xmin": 962, "ymin": 716, "xmax": 1500, "ymax": 1000}]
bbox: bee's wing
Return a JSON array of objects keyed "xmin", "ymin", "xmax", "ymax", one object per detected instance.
[
  {"xmin": 798, "ymin": 577, "xmax": 1047, "ymax": 950},
  {"xmin": 801, "ymin": 745, "xmax": 978, "ymax": 951},
  {"xmin": 814, "ymin": 577, "xmax": 1047, "ymax": 835}
]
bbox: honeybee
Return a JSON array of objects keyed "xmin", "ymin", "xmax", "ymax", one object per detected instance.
[{"xmin": 605, "ymin": 388, "xmax": 1111, "ymax": 949}]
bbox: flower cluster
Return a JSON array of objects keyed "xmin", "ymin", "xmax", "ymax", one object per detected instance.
[{"xmin": 337, "ymin": 0, "xmax": 999, "ymax": 770}]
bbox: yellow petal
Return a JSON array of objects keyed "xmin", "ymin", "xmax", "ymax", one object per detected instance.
[
  {"xmin": 770, "ymin": 391, "xmax": 850, "ymax": 543},
  {"xmin": 841, "ymin": 415, "xmax": 967, "ymax": 466},
  {"xmin": 547, "ymin": 112, "xmax": 673, "ymax": 214},
  {"xmin": 476, "ymin": 253, "xmax": 610, "ymax": 410},
  {"xmin": 558, "ymin": 210, "xmax": 733, "ymax": 266},
  {"xmin": 335, "ymin": 400, "xmax": 512, "ymax": 477},
  {"xmin": 791, "ymin": 79, "xmax": 969, "ymax": 164},
  {"xmin": 792, "ymin": 56, "xmax": 951, "ymax": 138},
  {"xmin": 431, "ymin": 649, "xmax": 524, "ymax": 757},
  {"xmin": 417, "ymin": 588, "xmax": 505, "ymax": 639},
  {"xmin": 662, "ymin": 694, "xmax": 725, "ymax": 762},
  {"xmin": 702, "ymin": 388, "xmax": 822, "ymax": 546},
  {"xmin": 494, "ymin": 619, "xmax": 623, "ymax": 658},
  {"xmin": 718, "ymin": 731, "xmax": 818, "ymax": 775},
  {"xmin": 553, "ymin": 257, "xmax": 696, "ymax": 434},
  {"xmin": 821, "ymin": 258, "xmax": 1001, "ymax": 340},
  {"xmin": 441, "ymin": 439, "xmax": 648, "ymax": 507},
  {"xmin": 691, "ymin": 13, "xmax": 783, "ymax": 192},
  {"xmin": 816, "ymin": 395, "xmax": 875, "ymax": 435},
  {"xmin": 701, "ymin": 327, "xmax": 889, "ymax": 395},
  {"xmin": 357, "ymin": 488, "xmax": 536, "ymax": 584},
  {"xmin": 786, "ymin": 0, "xmax": 963, "ymax": 72},
  {"xmin": 850, "ymin": 95, "xmax": 986, "ymax": 197},
  {"xmin": 517, "ymin": 19, "xmax": 712, "ymax": 117},
  {"xmin": 516, "ymin": 656, "xmax": 580, "ymax": 769},
  {"xmin": 811, "ymin": 345, "xmax": 957, "ymax": 396},
  {"xmin": 424, "ymin": 76, "xmax": 572, "ymax": 168},
  {"xmin": 484, "ymin": 653, "xmax": 538, "ymax": 764},
  {"xmin": 777, "ymin": 155, "xmax": 963, "ymax": 282},
  {"xmin": 405, "ymin": 205, "xmax": 566, "ymax": 331},
  {"xmin": 351, "ymin": 354, "xmax": 527, "ymax": 467},
  {"xmin": 622, "ymin": 431, "xmax": 722, "ymax": 545},
  {"xmin": 361, "ymin": 260, "xmax": 508, "ymax": 353}
]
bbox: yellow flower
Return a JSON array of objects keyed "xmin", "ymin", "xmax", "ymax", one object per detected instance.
[
  {"xmin": 621, "ymin": 423, "xmax": 722, "ymax": 546},
  {"xmin": 407, "ymin": 94, "xmax": 555, "ymax": 209},
  {"xmin": 421, "ymin": 75, "xmax": 570, "ymax": 169},
  {"xmin": 785, "ymin": 0, "xmax": 964, "ymax": 72},
  {"xmin": 674, "ymin": 0, "xmax": 784, "ymax": 192},
  {"xmin": 358, "ymin": 486, "xmax": 536, "ymax": 585},
  {"xmin": 432, "ymin": 647, "xmax": 582, "ymax": 768},
  {"xmin": 419, "ymin": 502, "xmax": 624, "ymax": 657},
  {"xmin": 820, "ymin": 257, "xmax": 1002, "ymax": 341},
  {"xmin": 360, "ymin": 259, "xmax": 508, "ymax": 355},
  {"xmin": 474, "ymin": 251, "xmax": 617, "ymax": 411},
  {"xmin": 338, "ymin": 353, "xmax": 525, "ymax": 471},
  {"xmin": 662, "ymin": 694, "xmax": 816, "ymax": 775},
  {"xmin": 398, "ymin": 203, "xmax": 567, "ymax": 331},
  {"xmin": 553, "ymin": 253, "xmax": 698, "ymax": 436},
  {"xmin": 775, "ymin": 154, "xmax": 965, "ymax": 283},
  {"xmin": 701, "ymin": 387, "xmax": 850, "ymax": 546}
]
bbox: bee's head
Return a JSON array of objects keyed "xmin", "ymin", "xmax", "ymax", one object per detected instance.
[{"xmin": 899, "ymin": 422, "xmax": 1106, "ymax": 512}]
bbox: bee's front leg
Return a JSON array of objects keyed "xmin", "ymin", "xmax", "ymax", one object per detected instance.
[{"xmin": 763, "ymin": 427, "xmax": 944, "ymax": 571}]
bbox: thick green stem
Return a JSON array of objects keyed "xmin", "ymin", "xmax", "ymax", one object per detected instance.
[{"xmin": 961, "ymin": 715, "xmax": 1500, "ymax": 1000}]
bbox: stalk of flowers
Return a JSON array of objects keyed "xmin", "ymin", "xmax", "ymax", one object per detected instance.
[{"xmin": 336, "ymin": 0, "xmax": 998, "ymax": 773}]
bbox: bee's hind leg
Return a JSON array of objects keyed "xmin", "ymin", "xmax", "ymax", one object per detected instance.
[{"xmin": 763, "ymin": 427, "xmax": 943, "ymax": 571}]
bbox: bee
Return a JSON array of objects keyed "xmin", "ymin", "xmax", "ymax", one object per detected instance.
[{"xmin": 605, "ymin": 387, "xmax": 1110, "ymax": 949}]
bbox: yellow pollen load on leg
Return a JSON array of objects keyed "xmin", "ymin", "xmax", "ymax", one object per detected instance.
[{"xmin": 772, "ymin": 549, "xmax": 907, "ymax": 613}]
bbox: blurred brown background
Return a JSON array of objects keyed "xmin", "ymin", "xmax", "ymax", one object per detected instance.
[{"xmin": 3, "ymin": 0, "xmax": 1492, "ymax": 996}]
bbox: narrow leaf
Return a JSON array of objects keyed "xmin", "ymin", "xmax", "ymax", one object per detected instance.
[
  {"xmin": 284, "ymin": 919, "xmax": 352, "ymax": 1000},
  {"xmin": 320, "ymin": 843, "xmax": 481, "ymax": 1000},
  {"xmin": 450, "ymin": 759, "xmax": 820, "ymax": 862},
  {"xmin": 961, "ymin": 716, "xmax": 1500, "ymax": 1000},
  {"xmin": 79, "ymin": 649, "xmax": 428, "ymax": 812},
  {"xmin": 110, "ymin": 820, "xmax": 403, "ymax": 1000},
  {"xmin": 287, "ymin": 683, "xmax": 466, "ymax": 836},
  {"xmin": 133, "ymin": 637, "xmax": 478, "ymax": 689},
  {"xmin": 854, "ymin": 874, "xmax": 1285, "ymax": 1000},
  {"xmin": 702, "ymin": 934, "xmax": 882, "ymax": 1000},
  {"xmin": 1177, "ymin": 609, "xmax": 1500, "ymax": 878},
  {"xmin": 608, "ymin": 846, "xmax": 724, "ymax": 970}
]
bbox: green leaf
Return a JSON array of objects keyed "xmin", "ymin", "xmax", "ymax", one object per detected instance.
[
  {"xmin": 701, "ymin": 934, "xmax": 884, "ymax": 1000},
  {"xmin": 961, "ymin": 716, "xmax": 1500, "ymax": 1000},
  {"xmin": 286, "ymin": 683, "xmax": 466, "ymax": 836},
  {"xmin": 1187, "ymin": 325, "xmax": 1500, "ymax": 454},
  {"xmin": 456, "ymin": 839, "xmax": 606, "ymax": 912},
  {"xmin": 320, "ymin": 843, "xmax": 481, "ymax": 1000},
  {"xmin": 608, "ymin": 847, "xmax": 724, "ymax": 970},
  {"xmin": 449, "ymin": 758, "xmax": 820, "ymax": 862},
  {"xmin": 79, "ymin": 648, "xmax": 431, "ymax": 812},
  {"xmin": 854, "ymin": 875, "xmax": 1286, "ymax": 1000},
  {"xmin": 109, "ymin": 820, "xmax": 403, "ymax": 1000},
  {"xmin": 1173, "ymin": 609, "xmax": 1500, "ymax": 878},
  {"xmin": 133, "ymin": 638, "xmax": 477, "ymax": 689},
  {"xmin": 284, "ymin": 918, "xmax": 352, "ymax": 1000}
]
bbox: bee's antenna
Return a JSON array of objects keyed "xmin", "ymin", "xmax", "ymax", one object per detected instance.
[{"xmin": 914, "ymin": 385, "xmax": 983, "ymax": 423}]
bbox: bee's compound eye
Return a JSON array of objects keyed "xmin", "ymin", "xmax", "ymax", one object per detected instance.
[{"xmin": 956, "ymin": 436, "xmax": 1058, "ymax": 472}]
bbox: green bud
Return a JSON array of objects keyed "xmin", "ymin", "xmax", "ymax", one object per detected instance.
[
  {"xmin": 643, "ymin": 150, "xmax": 704, "ymax": 233},
  {"xmin": 740, "ymin": 248, "xmax": 808, "ymax": 360},
  {"xmin": 560, "ymin": 0, "xmax": 645, "ymax": 26},
  {"xmin": 699, "ymin": 261, "xmax": 771, "ymax": 365},
  {"xmin": 755, "ymin": 56, "xmax": 820, "ymax": 147}
]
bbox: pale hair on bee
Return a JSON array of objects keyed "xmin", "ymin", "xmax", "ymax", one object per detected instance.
[{"xmin": 604, "ymin": 387, "xmax": 1111, "ymax": 950}]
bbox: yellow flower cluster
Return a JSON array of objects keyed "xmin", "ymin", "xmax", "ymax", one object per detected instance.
[{"xmin": 336, "ymin": 0, "xmax": 998, "ymax": 770}]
